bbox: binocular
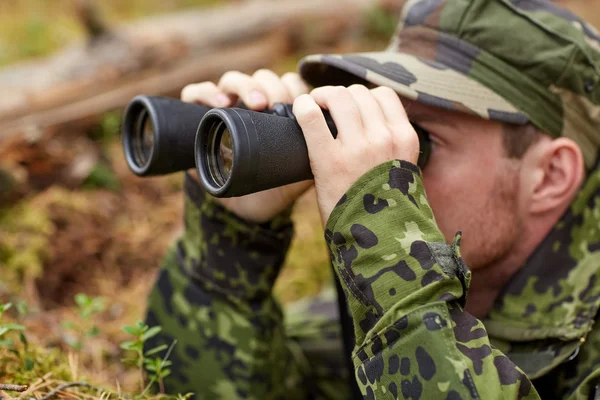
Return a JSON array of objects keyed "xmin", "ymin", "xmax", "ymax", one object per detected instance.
[{"xmin": 121, "ymin": 95, "xmax": 431, "ymax": 198}]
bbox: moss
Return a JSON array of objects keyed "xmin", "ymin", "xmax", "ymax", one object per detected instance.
[{"xmin": 0, "ymin": 200, "xmax": 54, "ymax": 291}]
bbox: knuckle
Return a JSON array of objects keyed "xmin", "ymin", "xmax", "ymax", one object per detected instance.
[
  {"xmin": 333, "ymin": 86, "xmax": 349, "ymax": 97},
  {"xmin": 348, "ymin": 84, "xmax": 370, "ymax": 95},
  {"xmin": 302, "ymin": 106, "xmax": 324, "ymax": 124},
  {"xmin": 310, "ymin": 85, "xmax": 332, "ymax": 97},
  {"xmin": 281, "ymin": 72, "xmax": 300, "ymax": 81},
  {"xmin": 181, "ymin": 82, "xmax": 213, "ymax": 101},
  {"xmin": 373, "ymin": 86, "xmax": 396, "ymax": 98},
  {"xmin": 252, "ymin": 68, "xmax": 275, "ymax": 79},
  {"xmin": 219, "ymin": 70, "xmax": 243, "ymax": 85}
]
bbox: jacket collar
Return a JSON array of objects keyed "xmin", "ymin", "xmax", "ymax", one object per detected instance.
[{"xmin": 484, "ymin": 158, "xmax": 600, "ymax": 343}]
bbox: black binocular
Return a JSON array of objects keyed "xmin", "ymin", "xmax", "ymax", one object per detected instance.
[{"xmin": 121, "ymin": 95, "xmax": 431, "ymax": 197}]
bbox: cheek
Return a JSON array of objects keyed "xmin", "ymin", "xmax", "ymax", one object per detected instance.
[{"xmin": 422, "ymin": 157, "xmax": 499, "ymax": 242}]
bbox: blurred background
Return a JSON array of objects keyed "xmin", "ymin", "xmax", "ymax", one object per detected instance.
[{"xmin": 0, "ymin": 0, "xmax": 598, "ymax": 398}]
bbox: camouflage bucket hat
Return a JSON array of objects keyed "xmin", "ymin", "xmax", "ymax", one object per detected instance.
[{"xmin": 299, "ymin": 0, "xmax": 600, "ymax": 169}]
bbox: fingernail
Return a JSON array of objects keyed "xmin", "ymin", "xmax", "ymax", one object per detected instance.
[
  {"xmin": 250, "ymin": 91, "xmax": 267, "ymax": 106},
  {"xmin": 216, "ymin": 94, "xmax": 230, "ymax": 107}
]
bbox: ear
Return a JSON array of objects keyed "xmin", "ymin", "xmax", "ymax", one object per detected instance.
[{"xmin": 526, "ymin": 137, "xmax": 585, "ymax": 215}]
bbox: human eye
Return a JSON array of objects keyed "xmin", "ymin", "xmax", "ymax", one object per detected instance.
[{"xmin": 411, "ymin": 123, "xmax": 433, "ymax": 169}]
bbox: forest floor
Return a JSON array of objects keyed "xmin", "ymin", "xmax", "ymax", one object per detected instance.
[
  {"xmin": 1, "ymin": 0, "xmax": 599, "ymax": 399},
  {"xmin": 0, "ymin": 1, "xmax": 370, "ymax": 398}
]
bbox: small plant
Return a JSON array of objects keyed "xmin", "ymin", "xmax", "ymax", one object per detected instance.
[
  {"xmin": 62, "ymin": 293, "xmax": 106, "ymax": 351},
  {"xmin": 120, "ymin": 321, "xmax": 175, "ymax": 394},
  {"xmin": 0, "ymin": 303, "xmax": 26, "ymax": 347},
  {"xmin": 0, "ymin": 302, "xmax": 35, "ymax": 373},
  {"xmin": 144, "ymin": 356, "xmax": 172, "ymax": 394}
]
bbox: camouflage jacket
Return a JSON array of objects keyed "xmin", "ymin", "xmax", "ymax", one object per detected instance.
[{"xmin": 145, "ymin": 160, "xmax": 600, "ymax": 399}]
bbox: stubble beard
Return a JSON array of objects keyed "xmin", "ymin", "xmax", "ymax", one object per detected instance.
[{"xmin": 463, "ymin": 162, "xmax": 523, "ymax": 274}]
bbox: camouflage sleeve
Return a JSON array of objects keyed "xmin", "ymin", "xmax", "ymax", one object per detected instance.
[
  {"xmin": 143, "ymin": 173, "xmax": 309, "ymax": 399},
  {"xmin": 325, "ymin": 160, "xmax": 541, "ymax": 399}
]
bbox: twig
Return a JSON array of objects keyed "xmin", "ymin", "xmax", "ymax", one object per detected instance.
[
  {"xmin": 0, "ymin": 385, "xmax": 27, "ymax": 392},
  {"xmin": 40, "ymin": 382, "xmax": 99, "ymax": 400}
]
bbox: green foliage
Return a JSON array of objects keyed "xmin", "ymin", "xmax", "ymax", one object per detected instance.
[
  {"xmin": 82, "ymin": 163, "xmax": 121, "ymax": 192},
  {"xmin": 89, "ymin": 111, "xmax": 122, "ymax": 145},
  {"xmin": 0, "ymin": 302, "xmax": 38, "ymax": 376},
  {"xmin": 62, "ymin": 294, "xmax": 106, "ymax": 351},
  {"xmin": 0, "ymin": 303, "xmax": 26, "ymax": 346},
  {"xmin": 121, "ymin": 321, "xmax": 175, "ymax": 394}
]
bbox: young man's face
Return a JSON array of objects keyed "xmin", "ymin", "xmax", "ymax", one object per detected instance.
[{"xmin": 405, "ymin": 100, "xmax": 525, "ymax": 270}]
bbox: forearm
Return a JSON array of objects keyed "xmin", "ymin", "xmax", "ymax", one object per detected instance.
[
  {"xmin": 326, "ymin": 160, "xmax": 539, "ymax": 399},
  {"xmin": 144, "ymin": 174, "xmax": 306, "ymax": 398}
]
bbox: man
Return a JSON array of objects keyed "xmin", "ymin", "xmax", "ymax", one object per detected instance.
[{"xmin": 144, "ymin": 0, "xmax": 600, "ymax": 398}]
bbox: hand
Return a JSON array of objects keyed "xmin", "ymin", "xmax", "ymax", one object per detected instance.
[
  {"xmin": 181, "ymin": 70, "xmax": 312, "ymax": 223},
  {"xmin": 293, "ymin": 85, "xmax": 420, "ymax": 224}
]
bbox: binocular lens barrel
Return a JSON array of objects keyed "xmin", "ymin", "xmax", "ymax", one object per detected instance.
[
  {"xmin": 196, "ymin": 107, "xmax": 320, "ymax": 198},
  {"xmin": 122, "ymin": 96, "xmax": 211, "ymax": 176}
]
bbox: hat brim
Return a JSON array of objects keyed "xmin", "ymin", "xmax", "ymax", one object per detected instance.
[{"xmin": 298, "ymin": 52, "xmax": 529, "ymax": 125}]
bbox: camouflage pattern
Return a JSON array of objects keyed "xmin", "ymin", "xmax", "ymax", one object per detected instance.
[
  {"xmin": 299, "ymin": 0, "xmax": 600, "ymax": 169},
  {"xmin": 145, "ymin": 174, "xmax": 350, "ymax": 399},
  {"xmin": 142, "ymin": 0, "xmax": 600, "ymax": 398},
  {"xmin": 145, "ymin": 154, "xmax": 600, "ymax": 398}
]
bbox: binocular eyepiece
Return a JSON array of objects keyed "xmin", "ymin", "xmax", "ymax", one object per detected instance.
[{"xmin": 122, "ymin": 95, "xmax": 430, "ymax": 198}]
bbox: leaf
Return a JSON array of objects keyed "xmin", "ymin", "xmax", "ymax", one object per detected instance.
[
  {"xmin": 159, "ymin": 368, "xmax": 172, "ymax": 378},
  {"xmin": 0, "ymin": 338, "xmax": 14, "ymax": 347},
  {"xmin": 0, "ymin": 327, "xmax": 9, "ymax": 337},
  {"xmin": 136, "ymin": 320, "xmax": 147, "ymax": 331},
  {"xmin": 119, "ymin": 340, "xmax": 136, "ymax": 350},
  {"xmin": 87, "ymin": 326, "xmax": 101, "ymax": 337},
  {"xmin": 24, "ymin": 357, "xmax": 35, "ymax": 371},
  {"xmin": 145, "ymin": 364, "xmax": 157, "ymax": 372},
  {"xmin": 122, "ymin": 325, "xmax": 140, "ymax": 336},
  {"xmin": 75, "ymin": 293, "xmax": 90, "ymax": 307},
  {"xmin": 1, "ymin": 303, "xmax": 12, "ymax": 312},
  {"xmin": 19, "ymin": 332, "xmax": 28, "ymax": 349},
  {"xmin": 16, "ymin": 301, "xmax": 29, "ymax": 316},
  {"xmin": 3, "ymin": 323, "xmax": 25, "ymax": 331},
  {"xmin": 141, "ymin": 326, "xmax": 162, "ymax": 341},
  {"xmin": 144, "ymin": 344, "xmax": 168, "ymax": 356},
  {"xmin": 120, "ymin": 357, "xmax": 138, "ymax": 366}
]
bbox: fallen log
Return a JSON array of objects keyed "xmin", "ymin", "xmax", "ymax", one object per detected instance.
[
  {"xmin": 0, "ymin": 0, "xmax": 386, "ymax": 138},
  {"xmin": 0, "ymin": 0, "xmax": 395, "ymax": 202}
]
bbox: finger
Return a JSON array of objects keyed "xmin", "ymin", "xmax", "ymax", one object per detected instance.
[
  {"xmin": 278, "ymin": 180, "xmax": 314, "ymax": 205},
  {"xmin": 181, "ymin": 82, "xmax": 231, "ymax": 107},
  {"xmin": 218, "ymin": 71, "xmax": 268, "ymax": 110},
  {"xmin": 310, "ymin": 86, "xmax": 364, "ymax": 144},
  {"xmin": 293, "ymin": 94, "xmax": 338, "ymax": 159},
  {"xmin": 372, "ymin": 87, "xmax": 420, "ymax": 160},
  {"xmin": 371, "ymin": 86, "xmax": 411, "ymax": 129},
  {"xmin": 281, "ymin": 73, "xmax": 310, "ymax": 99},
  {"xmin": 252, "ymin": 69, "xmax": 291, "ymax": 106},
  {"xmin": 347, "ymin": 85, "xmax": 389, "ymax": 137}
]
